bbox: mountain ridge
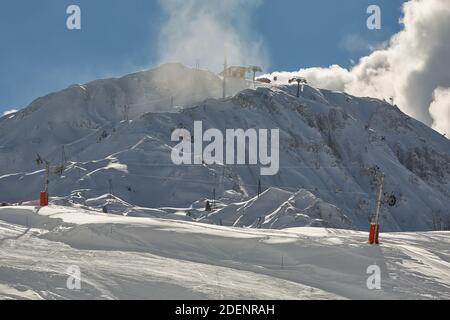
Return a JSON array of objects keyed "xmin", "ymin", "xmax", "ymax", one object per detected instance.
[{"xmin": 0, "ymin": 64, "xmax": 449, "ymax": 232}]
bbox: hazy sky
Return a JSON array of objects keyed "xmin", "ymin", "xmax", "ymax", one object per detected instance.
[{"xmin": 0, "ymin": 0, "xmax": 404, "ymax": 112}]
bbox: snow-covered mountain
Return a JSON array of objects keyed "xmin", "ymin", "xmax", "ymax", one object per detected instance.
[
  {"xmin": 0, "ymin": 63, "xmax": 248, "ymax": 175},
  {"xmin": 0, "ymin": 63, "xmax": 449, "ymax": 232}
]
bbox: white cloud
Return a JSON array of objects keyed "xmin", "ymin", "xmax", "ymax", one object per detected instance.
[
  {"xmin": 264, "ymin": 0, "xmax": 450, "ymax": 135},
  {"xmin": 3, "ymin": 109, "xmax": 17, "ymax": 116},
  {"xmin": 430, "ymin": 87, "xmax": 450, "ymax": 135},
  {"xmin": 269, "ymin": 65, "xmax": 355, "ymax": 92},
  {"xmin": 156, "ymin": 0, "xmax": 268, "ymax": 73}
]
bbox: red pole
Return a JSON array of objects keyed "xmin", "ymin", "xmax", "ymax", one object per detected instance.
[
  {"xmin": 40, "ymin": 162, "xmax": 50, "ymax": 207},
  {"xmin": 40, "ymin": 191, "xmax": 48, "ymax": 207},
  {"xmin": 369, "ymin": 223, "xmax": 380, "ymax": 244},
  {"xmin": 369, "ymin": 174, "xmax": 384, "ymax": 244}
]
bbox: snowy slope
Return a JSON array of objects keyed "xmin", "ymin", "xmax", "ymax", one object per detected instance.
[
  {"xmin": 202, "ymin": 188, "xmax": 353, "ymax": 229},
  {"xmin": 0, "ymin": 205, "xmax": 448, "ymax": 300},
  {"xmin": 0, "ymin": 64, "xmax": 449, "ymax": 232},
  {"xmin": 0, "ymin": 63, "xmax": 248, "ymax": 175}
]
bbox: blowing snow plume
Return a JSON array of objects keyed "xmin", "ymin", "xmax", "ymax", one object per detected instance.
[
  {"xmin": 265, "ymin": 0, "xmax": 450, "ymax": 136},
  {"xmin": 156, "ymin": 0, "xmax": 268, "ymax": 73}
]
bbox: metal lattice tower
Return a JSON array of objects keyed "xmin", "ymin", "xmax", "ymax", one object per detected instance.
[
  {"xmin": 248, "ymin": 66, "xmax": 263, "ymax": 87},
  {"xmin": 223, "ymin": 55, "xmax": 228, "ymax": 99},
  {"xmin": 289, "ymin": 77, "xmax": 308, "ymax": 97}
]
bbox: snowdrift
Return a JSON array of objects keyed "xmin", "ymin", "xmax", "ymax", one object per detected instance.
[{"xmin": 0, "ymin": 205, "xmax": 448, "ymax": 299}]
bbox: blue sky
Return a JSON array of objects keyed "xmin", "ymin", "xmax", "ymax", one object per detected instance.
[{"xmin": 0, "ymin": 0, "xmax": 405, "ymax": 112}]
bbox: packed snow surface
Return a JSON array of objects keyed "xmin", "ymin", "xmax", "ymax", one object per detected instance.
[{"xmin": 0, "ymin": 205, "xmax": 448, "ymax": 300}]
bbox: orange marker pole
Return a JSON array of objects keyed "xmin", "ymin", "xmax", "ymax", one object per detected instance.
[
  {"xmin": 369, "ymin": 174, "xmax": 384, "ymax": 245},
  {"xmin": 40, "ymin": 191, "xmax": 48, "ymax": 207}
]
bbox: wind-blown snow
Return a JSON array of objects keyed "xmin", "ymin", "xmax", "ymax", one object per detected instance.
[
  {"xmin": 156, "ymin": 0, "xmax": 268, "ymax": 73},
  {"xmin": 2, "ymin": 110, "xmax": 17, "ymax": 117}
]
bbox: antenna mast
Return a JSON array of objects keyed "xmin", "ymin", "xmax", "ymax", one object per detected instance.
[
  {"xmin": 258, "ymin": 177, "xmax": 262, "ymax": 198},
  {"xmin": 249, "ymin": 66, "xmax": 263, "ymax": 88},
  {"xmin": 223, "ymin": 55, "xmax": 227, "ymax": 99}
]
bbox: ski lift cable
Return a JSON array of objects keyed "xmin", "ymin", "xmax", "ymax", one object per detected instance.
[
  {"xmin": 120, "ymin": 161, "xmax": 367, "ymax": 169},
  {"xmin": 123, "ymin": 78, "xmax": 270, "ymax": 110},
  {"xmin": 124, "ymin": 172, "xmax": 368, "ymax": 195},
  {"xmin": 126, "ymin": 87, "xmax": 228, "ymax": 109}
]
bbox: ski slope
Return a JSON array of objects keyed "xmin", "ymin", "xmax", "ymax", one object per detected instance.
[
  {"xmin": 1, "ymin": 64, "xmax": 449, "ymax": 232},
  {"xmin": 0, "ymin": 205, "xmax": 448, "ymax": 300}
]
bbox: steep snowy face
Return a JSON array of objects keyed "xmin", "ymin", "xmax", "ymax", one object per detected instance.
[
  {"xmin": 0, "ymin": 63, "xmax": 249, "ymax": 175},
  {"xmin": 0, "ymin": 65, "xmax": 449, "ymax": 232}
]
